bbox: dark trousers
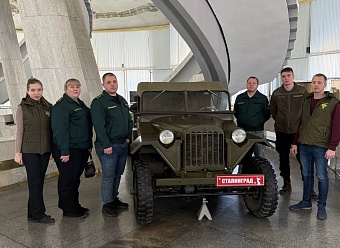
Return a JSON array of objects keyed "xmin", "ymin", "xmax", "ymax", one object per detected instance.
[
  {"xmin": 275, "ymin": 131, "xmax": 301, "ymax": 181},
  {"xmin": 22, "ymin": 152, "xmax": 51, "ymax": 220},
  {"xmin": 52, "ymin": 144, "xmax": 89, "ymax": 214}
]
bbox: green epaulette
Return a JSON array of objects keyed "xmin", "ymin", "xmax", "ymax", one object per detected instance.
[
  {"xmin": 95, "ymin": 93, "xmax": 104, "ymax": 99},
  {"xmin": 56, "ymin": 97, "xmax": 64, "ymax": 103}
]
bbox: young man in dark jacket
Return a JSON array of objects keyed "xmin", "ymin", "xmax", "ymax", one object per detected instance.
[
  {"xmin": 270, "ymin": 67, "xmax": 307, "ymax": 194},
  {"xmin": 91, "ymin": 73, "xmax": 133, "ymax": 217},
  {"xmin": 290, "ymin": 73, "xmax": 340, "ymax": 220}
]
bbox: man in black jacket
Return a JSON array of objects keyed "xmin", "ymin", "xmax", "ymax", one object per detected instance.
[{"xmin": 270, "ymin": 67, "xmax": 307, "ymax": 194}]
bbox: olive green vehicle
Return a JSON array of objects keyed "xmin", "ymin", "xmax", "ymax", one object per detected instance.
[{"xmin": 130, "ymin": 82, "xmax": 278, "ymax": 225}]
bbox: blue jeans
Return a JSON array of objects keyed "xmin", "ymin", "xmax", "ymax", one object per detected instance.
[
  {"xmin": 300, "ymin": 144, "xmax": 329, "ymax": 207},
  {"xmin": 95, "ymin": 141, "xmax": 129, "ymax": 204}
]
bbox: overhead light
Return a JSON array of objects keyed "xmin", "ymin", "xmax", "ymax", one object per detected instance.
[{"xmin": 298, "ymin": 0, "xmax": 316, "ymax": 4}]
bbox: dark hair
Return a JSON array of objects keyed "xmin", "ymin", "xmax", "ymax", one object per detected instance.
[
  {"xmin": 312, "ymin": 73, "xmax": 327, "ymax": 82},
  {"xmin": 27, "ymin": 78, "xmax": 42, "ymax": 91},
  {"xmin": 102, "ymin": 73, "xmax": 117, "ymax": 83},
  {"xmin": 247, "ymin": 76, "xmax": 259, "ymax": 84},
  {"xmin": 280, "ymin": 67, "xmax": 294, "ymax": 74}
]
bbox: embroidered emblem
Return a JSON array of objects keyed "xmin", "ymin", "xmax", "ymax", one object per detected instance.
[
  {"xmin": 74, "ymin": 108, "xmax": 82, "ymax": 112},
  {"xmin": 56, "ymin": 97, "xmax": 63, "ymax": 103},
  {"xmin": 321, "ymin": 103, "xmax": 328, "ymax": 109},
  {"xmin": 45, "ymin": 111, "xmax": 51, "ymax": 117},
  {"xmin": 96, "ymin": 94, "xmax": 103, "ymax": 99},
  {"xmin": 108, "ymin": 106, "xmax": 117, "ymax": 109},
  {"xmin": 293, "ymin": 94, "xmax": 303, "ymax": 98}
]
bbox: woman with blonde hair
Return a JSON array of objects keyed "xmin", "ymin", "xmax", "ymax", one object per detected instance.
[
  {"xmin": 51, "ymin": 78, "xmax": 92, "ymax": 218},
  {"xmin": 14, "ymin": 78, "xmax": 55, "ymax": 223}
]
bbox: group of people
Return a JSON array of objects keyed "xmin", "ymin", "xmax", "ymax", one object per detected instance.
[
  {"xmin": 234, "ymin": 67, "xmax": 340, "ymax": 220},
  {"xmin": 13, "ymin": 67, "xmax": 340, "ymax": 223},
  {"xmin": 14, "ymin": 73, "xmax": 132, "ymax": 224}
]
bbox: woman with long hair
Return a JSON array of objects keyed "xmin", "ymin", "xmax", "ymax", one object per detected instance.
[{"xmin": 14, "ymin": 78, "xmax": 55, "ymax": 223}]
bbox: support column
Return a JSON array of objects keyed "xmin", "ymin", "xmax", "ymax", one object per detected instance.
[
  {"xmin": 17, "ymin": 0, "xmax": 101, "ymax": 105},
  {"xmin": 0, "ymin": 0, "xmax": 28, "ymax": 119}
]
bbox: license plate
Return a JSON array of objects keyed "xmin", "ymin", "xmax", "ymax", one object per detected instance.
[{"xmin": 216, "ymin": 175, "xmax": 265, "ymax": 187}]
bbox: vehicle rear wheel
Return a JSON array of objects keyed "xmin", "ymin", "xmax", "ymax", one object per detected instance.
[
  {"xmin": 133, "ymin": 160, "xmax": 153, "ymax": 225},
  {"xmin": 243, "ymin": 156, "xmax": 278, "ymax": 217}
]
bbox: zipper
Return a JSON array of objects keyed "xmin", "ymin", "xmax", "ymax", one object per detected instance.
[
  {"xmin": 301, "ymin": 98, "xmax": 324, "ymax": 143},
  {"xmin": 287, "ymin": 94, "xmax": 290, "ymax": 133},
  {"xmin": 37, "ymin": 104, "xmax": 44, "ymax": 154}
]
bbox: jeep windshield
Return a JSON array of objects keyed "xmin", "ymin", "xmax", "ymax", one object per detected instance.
[{"xmin": 141, "ymin": 90, "xmax": 230, "ymax": 112}]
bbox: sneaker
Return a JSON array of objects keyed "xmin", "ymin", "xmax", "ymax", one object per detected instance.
[
  {"xmin": 102, "ymin": 203, "xmax": 117, "ymax": 217},
  {"xmin": 312, "ymin": 191, "xmax": 318, "ymax": 199},
  {"xmin": 112, "ymin": 198, "xmax": 129, "ymax": 209},
  {"xmin": 317, "ymin": 206, "xmax": 327, "ymax": 220},
  {"xmin": 32, "ymin": 214, "xmax": 55, "ymax": 224},
  {"xmin": 289, "ymin": 201, "xmax": 312, "ymax": 210},
  {"xmin": 63, "ymin": 211, "xmax": 88, "ymax": 219}
]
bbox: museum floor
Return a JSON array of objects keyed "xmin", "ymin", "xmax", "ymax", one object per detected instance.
[{"xmin": 1, "ymin": 148, "xmax": 340, "ymax": 248}]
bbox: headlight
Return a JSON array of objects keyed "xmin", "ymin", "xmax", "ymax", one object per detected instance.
[
  {"xmin": 232, "ymin": 128, "xmax": 246, "ymax": 143},
  {"xmin": 159, "ymin": 130, "xmax": 174, "ymax": 145}
]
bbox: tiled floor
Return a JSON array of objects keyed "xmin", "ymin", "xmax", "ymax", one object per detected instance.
[{"xmin": 1, "ymin": 148, "xmax": 340, "ymax": 248}]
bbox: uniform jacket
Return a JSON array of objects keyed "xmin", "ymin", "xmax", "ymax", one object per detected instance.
[
  {"xmin": 91, "ymin": 90, "xmax": 133, "ymax": 149},
  {"xmin": 298, "ymin": 92, "xmax": 339, "ymax": 149},
  {"xmin": 20, "ymin": 96, "xmax": 52, "ymax": 154},
  {"xmin": 51, "ymin": 94, "xmax": 92, "ymax": 156},
  {"xmin": 234, "ymin": 90, "xmax": 270, "ymax": 131},
  {"xmin": 270, "ymin": 83, "xmax": 307, "ymax": 133}
]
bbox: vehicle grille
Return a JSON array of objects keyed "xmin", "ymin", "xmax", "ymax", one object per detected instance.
[{"xmin": 184, "ymin": 127, "xmax": 224, "ymax": 171}]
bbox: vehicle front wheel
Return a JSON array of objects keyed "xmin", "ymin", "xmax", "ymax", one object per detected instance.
[
  {"xmin": 133, "ymin": 160, "xmax": 153, "ymax": 225},
  {"xmin": 243, "ymin": 156, "xmax": 278, "ymax": 217}
]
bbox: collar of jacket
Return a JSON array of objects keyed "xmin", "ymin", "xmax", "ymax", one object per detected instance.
[
  {"xmin": 20, "ymin": 96, "xmax": 50, "ymax": 106},
  {"xmin": 305, "ymin": 91, "xmax": 336, "ymax": 99},
  {"xmin": 103, "ymin": 90, "xmax": 122, "ymax": 102},
  {"xmin": 279, "ymin": 82, "xmax": 300, "ymax": 93},
  {"xmin": 248, "ymin": 90, "xmax": 261, "ymax": 98},
  {"xmin": 63, "ymin": 93, "xmax": 83, "ymax": 105}
]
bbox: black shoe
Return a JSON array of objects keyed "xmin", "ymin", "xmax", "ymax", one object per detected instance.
[
  {"xmin": 32, "ymin": 215, "xmax": 55, "ymax": 224},
  {"xmin": 76, "ymin": 206, "xmax": 90, "ymax": 214},
  {"xmin": 112, "ymin": 198, "xmax": 129, "ymax": 209},
  {"xmin": 312, "ymin": 191, "xmax": 318, "ymax": 199},
  {"xmin": 102, "ymin": 203, "xmax": 117, "ymax": 217},
  {"xmin": 279, "ymin": 179, "xmax": 292, "ymax": 194},
  {"xmin": 28, "ymin": 214, "xmax": 51, "ymax": 222},
  {"xmin": 63, "ymin": 211, "xmax": 88, "ymax": 219}
]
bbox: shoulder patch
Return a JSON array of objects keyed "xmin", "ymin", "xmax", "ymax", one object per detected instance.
[
  {"xmin": 95, "ymin": 93, "xmax": 104, "ymax": 99},
  {"xmin": 56, "ymin": 97, "xmax": 63, "ymax": 103}
]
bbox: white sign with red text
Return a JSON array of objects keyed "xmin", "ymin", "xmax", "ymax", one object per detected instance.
[{"xmin": 216, "ymin": 175, "xmax": 265, "ymax": 187}]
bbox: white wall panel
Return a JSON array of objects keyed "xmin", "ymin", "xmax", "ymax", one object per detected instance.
[
  {"xmin": 310, "ymin": 0, "xmax": 340, "ymax": 53},
  {"xmin": 291, "ymin": 4, "xmax": 310, "ymax": 58}
]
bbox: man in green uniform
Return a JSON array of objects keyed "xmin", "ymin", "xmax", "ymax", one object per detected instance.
[
  {"xmin": 91, "ymin": 73, "xmax": 133, "ymax": 217},
  {"xmin": 234, "ymin": 76, "xmax": 270, "ymax": 158}
]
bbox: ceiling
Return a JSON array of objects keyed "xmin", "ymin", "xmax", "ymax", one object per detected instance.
[
  {"xmin": 9, "ymin": 0, "xmax": 170, "ymax": 31},
  {"xmin": 9, "ymin": 0, "xmax": 314, "ymax": 31}
]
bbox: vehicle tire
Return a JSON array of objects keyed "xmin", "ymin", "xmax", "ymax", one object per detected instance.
[
  {"xmin": 133, "ymin": 160, "xmax": 153, "ymax": 225},
  {"xmin": 243, "ymin": 156, "xmax": 278, "ymax": 217}
]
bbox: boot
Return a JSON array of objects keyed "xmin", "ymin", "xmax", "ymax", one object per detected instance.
[{"xmin": 279, "ymin": 179, "xmax": 292, "ymax": 194}]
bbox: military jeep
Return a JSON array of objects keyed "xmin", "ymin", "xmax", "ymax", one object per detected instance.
[{"xmin": 130, "ymin": 82, "xmax": 278, "ymax": 225}]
